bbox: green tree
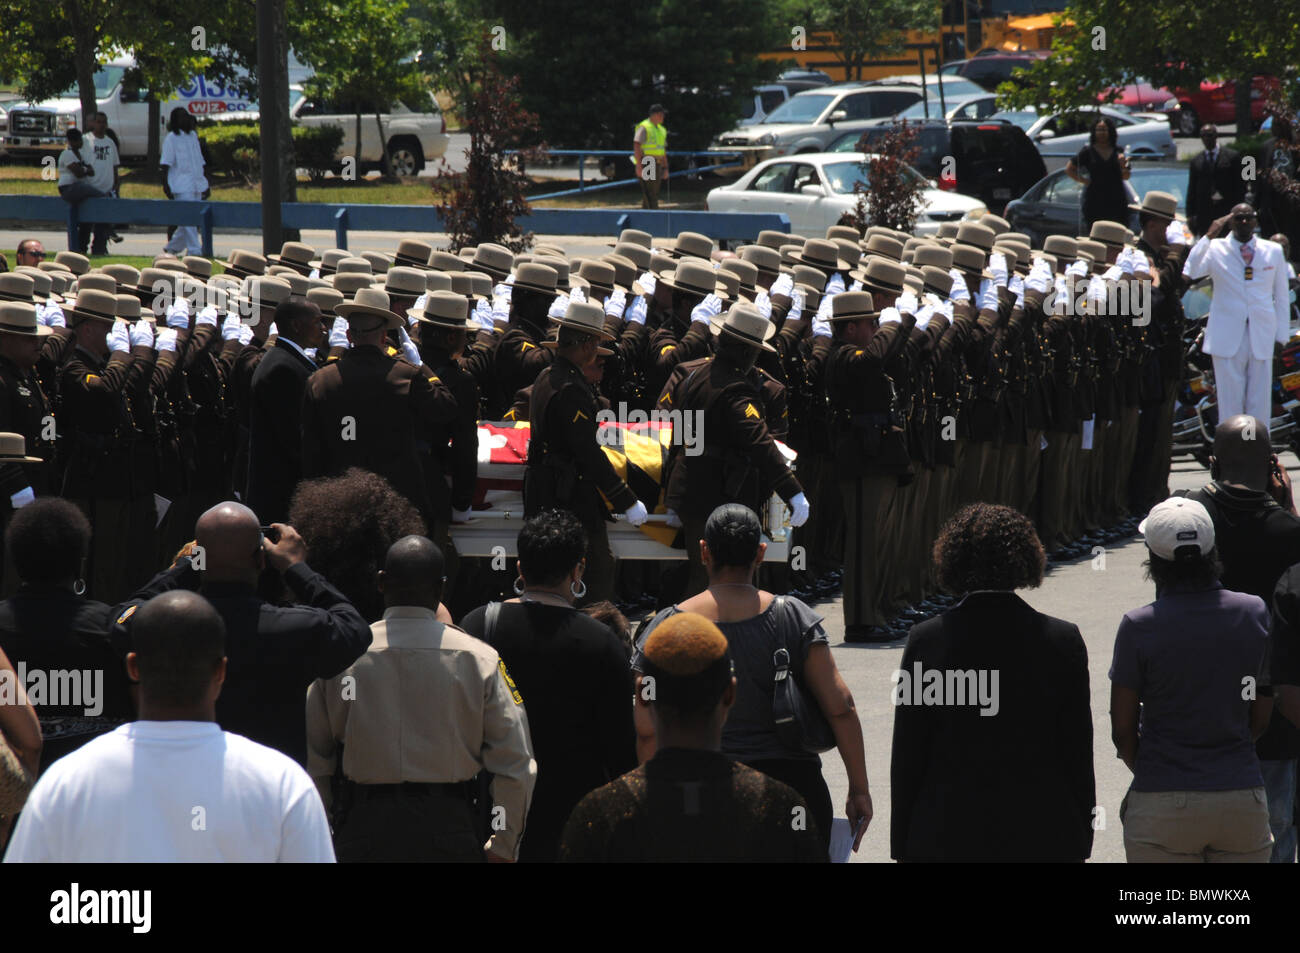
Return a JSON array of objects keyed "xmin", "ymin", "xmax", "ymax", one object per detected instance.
[
  {"xmin": 996, "ymin": 0, "xmax": 1300, "ymax": 134},
  {"xmin": 482, "ymin": 0, "xmax": 782, "ymax": 151},
  {"xmin": 807, "ymin": 0, "xmax": 939, "ymax": 82},
  {"xmin": 292, "ymin": 0, "xmax": 427, "ymax": 178},
  {"xmin": 0, "ymin": 0, "xmax": 118, "ymax": 122}
]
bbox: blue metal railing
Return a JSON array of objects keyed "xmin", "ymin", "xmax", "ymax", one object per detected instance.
[
  {"xmin": 0, "ymin": 195, "xmax": 789, "ymax": 256},
  {"xmin": 505, "ymin": 149, "xmax": 743, "ymax": 200}
]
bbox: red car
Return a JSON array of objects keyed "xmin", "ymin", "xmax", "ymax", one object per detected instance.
[
  {"xmin": 1099, "ymin": 80, "xmax": 1179, "ymax": 118},
  {"xmin": 1172, "ymin": 75, "xmax": 1280, "ymax": 136}
]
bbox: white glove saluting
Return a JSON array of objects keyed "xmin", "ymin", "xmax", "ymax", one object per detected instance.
[
  {"xmin": 329, "ymin": 316, "xmax": 350, "ymax": 349},
  {"xmin": 165, "ymin": 299, "xmax": 190, "ymax": 330},
  {"xmin": 220, "ymin": 315, "xmax": 243, "ymax": 341},
  {"xmin": 623, "ymin": 500, "xmax": 648, "ymax": 526},
  {"xmin": 769, "ymin": 273, "xmax": 794, "ymax": 298},
  {"xmin": 948, "ymin": 269, "xmax": 970, "ymax": 303},
  {"xmin": 691, "ymin": 293, "xmax": 723, "ymax": 324},
  {"xmin": 604, "ymin": 289, "xmax": 627, "ymax": 321},
  {"xmin": 895, "ymin": 289, "xmax": 919, "ymax": 316},
  {"xmin": 637, "ymin": 271, "xmax": 657, "ymax": 296},
  {"xmin": 789, "ymin": 492, "xmax": 810, "ymax": 528},
  {"xmin": 129, "ymin": 319, "xmax": 154, "ymax": 349},
  {"xmin": 753, "ymin": 290, "xmax": 773, "ymax": 320},
  {"xmin": 548, "ymin": 294, "xmax": 570, "ymax": 320},
  {"xmin": 155, "ymin": 327, "xmax": 179, "ymax": 353},
  {"xmin": 812, "ymin": 293, "xmax": 834, "ymax": 338},
  {"xmin": 106, "ymin": 319, "xmax": 131, "ymax": 353},
  {"xmin": 398, "ymin": 325, "xmax": 421, "ymax": 366},
  {"xmin": 1165, "ymin": 219, "xmax": 1188, "ymax": 246},
  {"xmin": 824, "ymin": 273, "xmax": 846, "ymax": 297},
  {"xmin": 878, "ymin": 306, "xmax": 902, "ymax": 326}
]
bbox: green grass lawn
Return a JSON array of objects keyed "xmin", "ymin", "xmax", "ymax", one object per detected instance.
[
  {"xmin": 0, "ymin": 161, "xmax": 717, "ymax": 209},
  {"xmin": 1, "ymin": 249, "xmax": 226, "ymax": 270}
]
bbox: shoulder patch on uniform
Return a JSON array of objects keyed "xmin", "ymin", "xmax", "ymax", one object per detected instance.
[
  {"xmin": 572, "ymin": 409, "xmax": 589, "ymax": 422},
  {"xmin": 744, "ymin": 402, "xmax": 760, "ymax": 420},
  {"xmin": 520, "ymin": 341, "xmax": 536, "ymax": 352},
  {"xmin": 498, "ymin": 658, "xmax": 523, "ymax": 705},
  {"xmin": 854, "ymin": 349, "xmax": 864, "ymax": 356},
  {"xmin": 660, "ymin": 392, "xmax": 672, "ymax": 405},
  {"xmin": 386, "ymin": 345, "xmax": 398, "ymax": 357},
  {"xmin": 427, "ymin": 375, "xmax": 441, "ymax": 384},
  {"xmin": 116, "ymin": 605, "xmax": 137, "ymax": 625},
  {"xmin": 85, "ymin": 373, "xmax": 100, "ymax": 383},
  {"xmin": 503, "ymin": 409, "xmax": 516, "ymax": 420},
  {"xmin": 659, "ymin": 344, "xmax": 676, "ymax": 355}
]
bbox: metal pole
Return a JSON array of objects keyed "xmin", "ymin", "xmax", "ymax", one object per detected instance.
[
  {"xmin": 935, "ymin": 44, "xmax": 947, "ymax": 116},
  {"xmin": 918, "ymin": 46, "xmax": 929, "ymax": 117},
  {"xmin": 256, "ymin": 0, "xmax": 283, "ymax": 254}
]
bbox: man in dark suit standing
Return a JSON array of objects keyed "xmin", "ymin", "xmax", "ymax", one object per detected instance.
[
  {"xmin": 300, "ymin": 287, "xmax": 459, "ymax": 526},
  {"xmin": 1187, "ymin": 125, "xmax": 1246, "ymax": 236},
  {"xmin": 247, "ymin": 297, "xmax": 325, "ymax": 523}
]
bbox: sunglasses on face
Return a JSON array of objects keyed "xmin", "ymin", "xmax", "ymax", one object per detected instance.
[{"xmin": 21, "ymin": 250, "xmax": 46, "ymax": 259}]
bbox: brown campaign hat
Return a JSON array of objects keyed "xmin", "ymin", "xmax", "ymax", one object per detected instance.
[
  {"xmin": 602, "ymin": 254, "xmax": 638, "ymax": 291},
  {"xmin": 935, "ymin": 222, "xmax": 960, "ymax": 241},
  {"xmin": 610, "ymin": 228, "xmax": 653, "ymax": 250},
  {"xmin": 612, "ymin": 241, "xmax": 652, "ymax": 272},
  {"xmin": 656, "ymin": 258, "xmax": 728, "ymax": 299},
  {"xmin": 829, "ymin": 291, "xmax": 880, "ymax": 322},
  {"xmin": 1129, "ymin": 190, "xmax": 1178, "ymax": 220},
  {"xmin": 719, "ymin": 259, "xmax": 759, "ymax": 298},
  {"xmin": 65, "ymin": 288, "xmax": 121, "ymax": 325},
  {"xmin": 334, "ymin": 257, "xmax": 373, "ymax": 276},
  {"xmin": 12, "ymin": 268, "xmax": 62, "ymax": 303},
  {"xmin": 576, "ymin": 260, "xmax": 626, "ymax": 296},
  {"xmin": 221, "ymin": 249, "xmax": 267, "ymax": 278},
  {"xmin": 100, "ymin": 263, "xmax": 141, "ymax": 290},
  {"xmin": 135, "ymin": 267, "xmax": 183, "ymax": 307},
  {"xmin": 791, "ymin": 238, "xmax": 851, "ymax": 272},
  {"xmin": 955, "ymin": 221, "xmax": 997, "ymax": 252},
  {"xmin": 710, "ymin": 302, "xmax": 776, "ymax": 352},
  {"xmin": 663, "ymin": 231, "xmax": 715, "ymax": 260},
  {"xmin": 755, "ymin": 229, "xmax": 792, "ymax": 250},
  {"xmin": 1042, "ymin": 235, "xmax": 1078, "ymax": 260},
  {"xmin": 360, "ymin": 251, "xmax": 393, "ymax": 275},
  {"xmin": 535, "ymin": 256, "xmax": 578, "ymax": 292},
  {"xmin": 738, "ymin": 244, "xmax": 781, "ymax": 276},
  {"xmin": 980, "ymin": 213, "xmax": 1011, "ymax": 236},
  {"xmin": 393, "ymin": 239, "xmax": 434, "ymax": 269},
  {"xmin": 116, "ymin": 293, "xmax": 146, "ymax": 322},
  {"xmin": 825, "ymin": 225, "xmax": 862, "ymax": 243},
  {"xmin": 314, "ymin": 249, "xmax": 351, "ymax": 275},
  {"xmin": 467, "ymin": 272, "xmax": 493, "ymax": 299},
  {"xmin": 0, "ymin": 301, "xmax": 51, "ymax": 338},
  {"xmin": 44, "ymin": 271, "xmax": 73, "ymax": 297},
  {"xmin": 993, "ymin": 243, "xmax": 1030, "ymax": 272},
  {"xmin": 533, "ymin": 243, "xmax": 566, "ymax": 258},
  {"xmin": 305, "ymin": 287, "xmax": 344, "ymax": 316},
  {"xmin": 912, "ymin": 244, "xmax": 953, "ymax": 270},
  {"xmin": 384, "ymin": 266, "xmax": 429, "ymax": 299},
  {"xmin": 861, "ymin": 234, "xmax": 904, "ymax": 263},
  {"xmin": 950, "ymin": 243, "xmax": 989, "ymax": 279},
  {"xmin": 467, "ymin": 243, "xmax": 514, "ymax": 281},
  {"xmin": 331, "ymin": 272, "xmax": 374, "ymax": 295},
  {"xmin": 1076, "ymin": 238, "xmax": 1108, "ymax": 263},
  {"xmin": 336, "ymin": 286, "xmax": 401, "ymax": 330},
  {"xmin": 0, "ymin": 431, "xmax": 44, "ymax": 463},
  {"xmin": 409, "ymin": 290, "xmax": 472, "ymax": 329},
  {"xmin": 267, "ymin": 241, "xmax": 316, "ymax": 272},
  {"xmin": 856, "ymin": 258, "xmax": 907, "ymax": 299},
  {"xmin": 792, "ymin": 264, "xmax": 826, "ymax": 293},
  {"xmin": 449, "ymin": 272, "xmax": 488, "ymax": 302},
  {"xmin": 920, "ymin": 265, "xmax": 954, "ymax": 298},
  {"xmin": 55, "ymin": 251, "xmax": 91, "ymax": 275},
  {"xmin": 510, "ymin": 262, "xmax": 560, "ymax": 296},
  {"xmin": 832, "ymin": 238, "xmax": 863, "ymax": 271},
  {"xmin": 714, "ymin": 271, "xmax": 740, "ymax": 299},
  {"xmin": 425, "ymin": 271, "xmax": 454, "ymax": 293},
  {"xmin": 184, "ymin": 255, "xmax": 213, "ymax": 279},
  {"xmin": 0, "ymin": 273, "xmax": 38, "ymax": 304},
  {"xmin": 1089, "ymin": 220, "xmax": 1129, "ymax": 249},
  {"xmin": 458, "ymin": 246, "xmax": 476, "ymax": 259},
  {"xmin": 550, "ymin": 299, "xmax": 615, "ymax": 340},
  {"xmin": 1034, "ymin": 252, "xmax": 1059, "ymax": 273}
]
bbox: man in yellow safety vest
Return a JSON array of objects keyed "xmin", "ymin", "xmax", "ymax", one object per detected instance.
[{"xmin": 633, "ymin": 104, "xmax": 668, "ymax": 209}]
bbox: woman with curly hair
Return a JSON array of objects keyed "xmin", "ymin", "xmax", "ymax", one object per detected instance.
[
  {"xmin": 288, "ymin": 468, "xmax": 430, "ymax": 623},
  {"xmin": 1065, "ymin": 113, "xmax": 1131, "ymax": 230},
  {"xmin": 890, "ymin": 503, "xmax": 1095, "ymax": 863}
]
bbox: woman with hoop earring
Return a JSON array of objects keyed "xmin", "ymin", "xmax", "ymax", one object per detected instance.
[{"xmin": 459, "ymin": 509, "xmax": 637, "ymax": 863}]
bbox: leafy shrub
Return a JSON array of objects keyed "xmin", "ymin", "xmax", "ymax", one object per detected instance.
[{"xmin": 197, "ymin": 123, "xmax": 345, "ymax": 182}]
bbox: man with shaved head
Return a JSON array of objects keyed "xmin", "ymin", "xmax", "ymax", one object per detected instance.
[
  {"xmin": 6, "ymin": 591, "xmax": 335, "ymax": 862},
  {"xmin": 307, "ymin": 536, "xmax": 536, "ymax": 862},
  {"xmin": 1185, "ymin": 415, "xmax": 1300, "ymax": 860},
  {"xmin": 110, "ymin": 501, "xmax": 370, "ymax": 764}
]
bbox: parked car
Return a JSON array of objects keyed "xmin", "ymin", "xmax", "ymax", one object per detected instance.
[
  {"xmin": 830, "ymin": 118, "xmax": 1047, "ymax": 215},
  {"xmin": 706, "ymin": 151, "xmax": 988, "ymax": 237},
  {"xmin": 1003, "ymin": 161, "xmax": 1189, "ymax": 244},
  {"xmin": 1013, "ymin": 105, "xmax": 1176, "ymax": 172},
  {"xmin": 710, "ymin": 84, "xmax": 923, "ymax": 164},
  {"xmin": 289, "ymin": 89, "xmax": 449, "ymax": 175},
  {"xmin": 890, "ymin": 93, "xmax": 1000, "ymax": 122},
  {"xmin": 736, "ymin": 79, "xmax": 826, "ymax": 127},
  {"xmin": 778, "ymin": 69, "xmax": 834, "ymax": 86},
  {"xmin": 1101, "ymin": 79, "xmax": 1180, "ymax": 118},
  {"xmin": 861, "ymin": 74, "xmax": 989, "ymax": 99},
  {"xmin": 938, "ymin": 50, "xmax": 1051, "ymax": 91},
  {"xmin": 1172, "ymin": 75, "xmax": 1280, "ymax": 136}
]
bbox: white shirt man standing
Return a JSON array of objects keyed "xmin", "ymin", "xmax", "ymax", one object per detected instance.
[
  {"xmin": 4, "ymin": 591, "xmax": 335, "ymax": 863},
  {"xmin": 1183, "ymin": 204, "xmax": 1293, "ymax": 425},
  {"xmin": 160, "ymin": 108, "xmax": 209, "ymax": 256}
]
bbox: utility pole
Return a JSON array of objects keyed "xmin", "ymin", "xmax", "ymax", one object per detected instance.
[{"xmin": 256, "ymin": 0, "xmax": 286, "ymax": 253}]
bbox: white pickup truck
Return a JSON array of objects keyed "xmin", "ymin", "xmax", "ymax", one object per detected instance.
[{"xmin": 1, "ymin": 55, "xmax": 450, "ymax": 175}]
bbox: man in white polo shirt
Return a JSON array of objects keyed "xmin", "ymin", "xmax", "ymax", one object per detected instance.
[
  {"xmin": 1183, "ymin": 203, "xmax": 1293, "ymax": 425},
  {"xmin": 3, "ymin": 590, "xmax": 334, "ymax": 863}
]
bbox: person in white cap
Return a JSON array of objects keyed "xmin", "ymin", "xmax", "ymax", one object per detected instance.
[{"xmin": 1110, "ymin": 495, "xmax": 1274, "ymax": 863}]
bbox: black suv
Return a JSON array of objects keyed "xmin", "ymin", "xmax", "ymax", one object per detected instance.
[
  {"xmin": 939, "ymin": 51, "xmax": 1050, "ymax": 92},
  {"xmin": 832, "ymin": 119, "xmax": 1047, "ymax": 215}
]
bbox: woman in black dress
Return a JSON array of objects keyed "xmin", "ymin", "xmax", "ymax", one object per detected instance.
[{"xmin": 1066, "ymin": 114, "xmax": 1131, "ymax": 230}]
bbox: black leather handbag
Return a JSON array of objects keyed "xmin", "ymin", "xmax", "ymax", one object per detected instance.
[{"xmin": 770, "ymin": 597, "xmax": 836, "ymax": 754}]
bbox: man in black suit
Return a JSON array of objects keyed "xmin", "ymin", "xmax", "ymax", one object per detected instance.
[
  {"xmin": 247, "ymin": 297, "xmax": 325, "ymax": 523},
  {"xmin": 1187, "ymin": 125, "xmax": 1246, "ymax": 236}
]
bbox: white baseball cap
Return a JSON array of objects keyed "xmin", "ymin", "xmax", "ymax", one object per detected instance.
[{"xmin": 1139, "ymin": 497, "xmax": 1215, "ymax": 560}]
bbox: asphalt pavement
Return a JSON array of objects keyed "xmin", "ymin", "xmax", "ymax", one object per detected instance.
[{"xmin": 816, "ymin": 451, "xmax": 1297, "ymax": 863}]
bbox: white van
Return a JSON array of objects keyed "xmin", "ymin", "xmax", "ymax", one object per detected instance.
[{"xmin": 0, "ymin": 55, "xmax": 257, "ymax": 161}]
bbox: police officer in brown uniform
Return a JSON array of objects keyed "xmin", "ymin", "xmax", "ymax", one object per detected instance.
[
  {"xmin": 407, "ymin": 290, "xmax": 481, "ymax": 559},
  {"xmin": 229, "ymin": 275, "xmax": 292, "ymax": 498},
  {"xmin": 0, "ymin": 294, "xmax": 56, "ymax": 491},
  {"xmin": 301, "ymin": 287, "xmax": 461, "ymax": 528},
  {"xmin": 825, "ymin": 291, "xmax": 916, "ymax": 641},
  {"xmin": 526, "ymin": 301, "xmax": 648, "ymax": 604},
  {"xmin": 57, "ymin": 288, "xmax": 155, "ymax": 602},
  {"xmin": 491, "ymin": 263, "xmax": 559, "ymax": 419},
  {"xmin": 661, "ymin": 302, "xmax": 809, "ymax": 598},
  {"xmin": 643, "ymin": 260, "xmax": 725, "ymax": 404}
]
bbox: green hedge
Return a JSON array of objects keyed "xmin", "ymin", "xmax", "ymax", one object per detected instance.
[{"xmin": 197, "ymin": 122, "xmax": 345, "ymax": 180}]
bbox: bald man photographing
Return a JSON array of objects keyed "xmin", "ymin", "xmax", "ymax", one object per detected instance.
[
  {"xmin": 111, "ymin": 501, "xmax": 371, "ymax": 764},
  {"xmin": 1185, "ymin": 415, "xmax": 1300, "ymax": 860}
]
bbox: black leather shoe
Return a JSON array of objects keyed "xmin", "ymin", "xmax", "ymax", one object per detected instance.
[{"xmin": 844, "ymin": 624, "xmax": 899, "ymax": 643}]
